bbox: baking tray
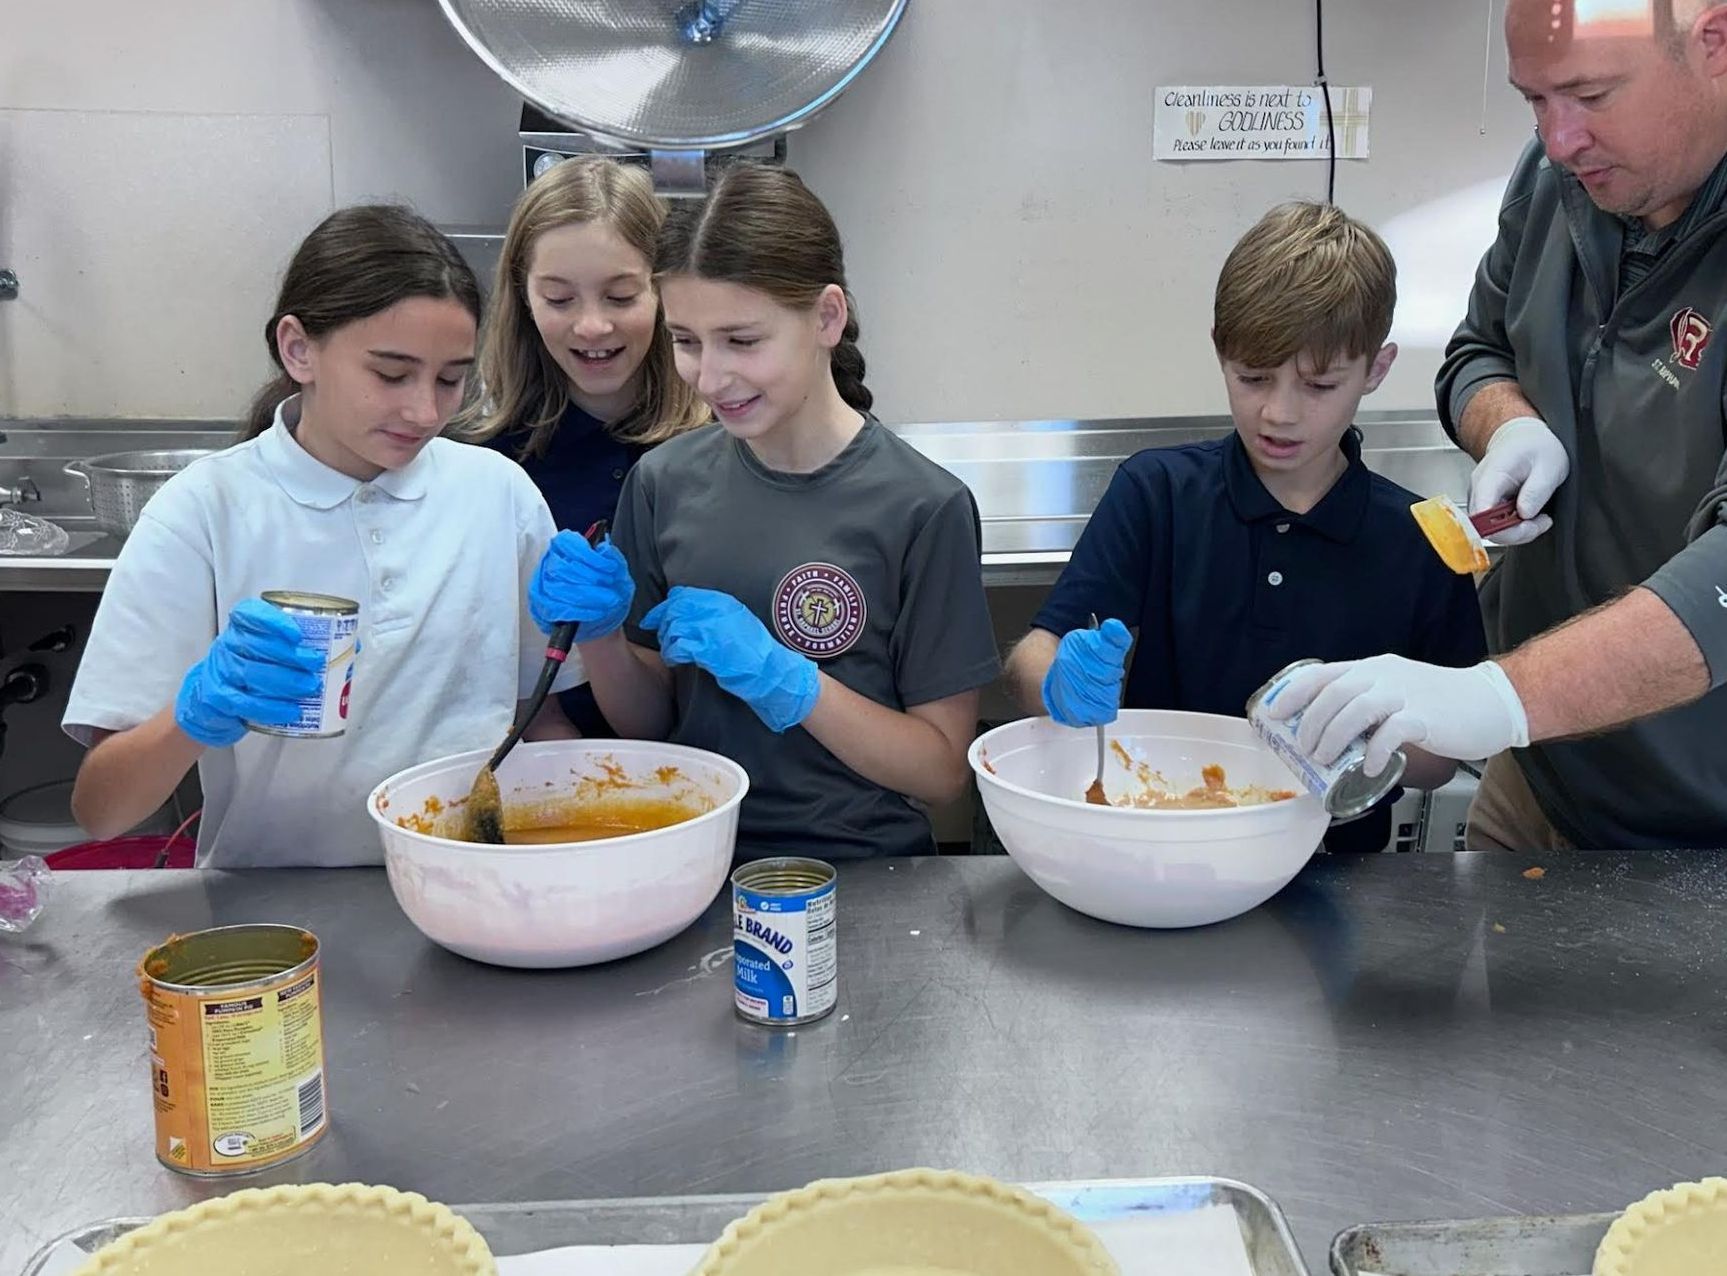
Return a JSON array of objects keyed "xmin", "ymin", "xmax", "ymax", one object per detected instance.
[
  {"xmin": 1329, "ymin": 1212, "xmax": 1618, "ymax": 1275},
  {"xmin": 23, "ymin": 1176, "xmax": 1310, "ymax": 1274}
]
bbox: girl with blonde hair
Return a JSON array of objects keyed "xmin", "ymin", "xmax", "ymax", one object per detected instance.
[
  {"xmin": 460, "ymin": 156, "xmax": 708, "ymax": 735},
  {"xmin": 459, "ymin": 155, "xmax": 706, "ymax": 529}
]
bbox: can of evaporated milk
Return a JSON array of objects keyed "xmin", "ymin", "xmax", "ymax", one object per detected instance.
[
  {"xmin": 250, "ymin": 591, "xmax": 359, "ymax": 738},
  {"xmin": 1246, "ymin": 658, "xmax": 1407, "ymax": 821},
  {"xmin": 732, "ymin": 857, "xmax": 837, "ymax": 1026},
  {"xmin": 137, "ymin": 924, "xmax": 328, "ymax": 1176}
]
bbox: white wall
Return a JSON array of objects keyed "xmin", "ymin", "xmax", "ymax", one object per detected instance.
[{"xmin": 0, "ymin": 0, "xmax": 1536, "ymax": 423}]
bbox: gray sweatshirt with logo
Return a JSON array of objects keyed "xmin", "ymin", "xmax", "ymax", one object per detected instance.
[{"xmin": 1438, "ymin": 138, "xmax": 1727, "ymax": 850}]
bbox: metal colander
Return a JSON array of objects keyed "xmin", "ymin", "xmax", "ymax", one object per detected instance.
[
  {"xmin": 65, "ymin": 450, "xmax": 217, "ymax": 539},
  {"xmin": 436, "ymin": 0, "xmax": 907, "ymax": 151}
]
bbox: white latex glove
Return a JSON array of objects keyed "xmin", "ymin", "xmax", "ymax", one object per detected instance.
[
  {"xmin": 1263, "ymin": 655, "xmax": 1532, "ymax": 777},
  {"xmin": 1468, "ymin": 415, "xmax": 1569, "ymax": 546}
]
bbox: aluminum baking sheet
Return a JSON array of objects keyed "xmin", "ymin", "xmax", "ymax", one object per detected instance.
[
  {"xmin": 24, "ymin": 1176, "xmax": 1310, "ymax": 1275},
  {"xmin": 1329, "ymin": 1212, "xmax": 1617, "ymax": 1276}
]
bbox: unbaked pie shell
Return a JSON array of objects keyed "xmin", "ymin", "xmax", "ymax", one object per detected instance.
[
  {"xmin": 1595, "ymin": 1177, "xmax": 1727, "ymax": 1276},
  {"xmin": 70, "ymin": 1182, "xmax": 495, "ymax": 1276},
  {"xmin": 692, "ymin": 1167, "xmax": 1120, "ymax": 1275}
]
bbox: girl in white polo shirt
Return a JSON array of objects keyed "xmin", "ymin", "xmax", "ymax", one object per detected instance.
[{"xmin": 64, "ymin": 205, "xmax": 587, "ymax": 867}]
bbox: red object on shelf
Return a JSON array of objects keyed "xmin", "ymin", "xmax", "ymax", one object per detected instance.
[
  {"xmin": 44, "ymin": 809, "xmax": 200, "ymax": 870},
  {"xmin": 46, "ymin": 836, "xmax": 195, "ymax": 869}
]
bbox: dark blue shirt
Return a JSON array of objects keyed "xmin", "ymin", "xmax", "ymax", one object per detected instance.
[
  {"xmin": 485, "ymin": 401, "xmax": 653, "ymax": 736},
  {"xmin": 485, "ymin": 401, "xmax": 649, "ymax": 533},
  {"xmin": 1032, "ymin": 429, "xmax": 1488, "ymax": 854}
]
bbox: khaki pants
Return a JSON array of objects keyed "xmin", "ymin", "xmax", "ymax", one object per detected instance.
[{"xmin": 1465, "ymin": 753, "xmax": 1574, "ymax": 853}]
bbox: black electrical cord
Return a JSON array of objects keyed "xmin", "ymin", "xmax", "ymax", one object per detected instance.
[{"xmin": 1316, "ymin": 0, "xmax": 1338, "ymax": 203}]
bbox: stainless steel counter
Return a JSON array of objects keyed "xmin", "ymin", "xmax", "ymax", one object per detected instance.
[
  {"xmin": 4, "ymin": 852, "xmax": 1723, "ymax": 1271},
  {"xmin": 0, "ymin": 413, "xmax": 1473, "ymax": 591}
]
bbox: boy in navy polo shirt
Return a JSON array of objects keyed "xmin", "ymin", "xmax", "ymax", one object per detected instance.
[{"xmin": 1004, "ymin": 201, "xmax": 1486, "ymax": 853}]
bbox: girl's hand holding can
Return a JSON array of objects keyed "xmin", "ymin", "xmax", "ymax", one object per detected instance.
[{"xmin": 174, "ymin": 598, "xmax": 324, "ymax": 747}]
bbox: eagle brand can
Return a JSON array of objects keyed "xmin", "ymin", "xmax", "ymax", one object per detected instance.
[
  {"xmin": 137, "ymin": 924, "xmax": 328, "ymax": 1176},
  {"xmin": 1246, "ymin": 658, "xmax": 1407, "ymax": 821},
  {"xmin": 732, "ymin": 858, "xmax": 837, "ymax": 1026},
  {"xmin": 250, "ymin": 591, "xmax": 359, "ymax": 738}
]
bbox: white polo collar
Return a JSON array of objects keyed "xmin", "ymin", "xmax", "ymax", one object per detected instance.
[{"xmin": 260, "ymin": 395, "xmax": 435, "ymax": 509}]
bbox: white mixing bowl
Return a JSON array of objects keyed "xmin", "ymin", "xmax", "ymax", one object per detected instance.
[
  {"xmin": 369, "ymin": 739, "xmax": 748, "ymax": 968},
  {"xmin": 970, "ymin": 710, "xmax": 1330, "ymax": 929}
]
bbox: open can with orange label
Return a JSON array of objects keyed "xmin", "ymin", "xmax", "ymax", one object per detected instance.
[{"xmin": 137, "ymin": 924, "xmax": 328, "ymax": 1176}]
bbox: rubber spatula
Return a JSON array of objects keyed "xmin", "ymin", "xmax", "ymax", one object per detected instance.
[
  {"xmin": 1409, "ymin": 496, "xmax": 1523, "ymax": 574},
  {"xmin": 462, "ymin": 519, "xmax": 608, "ymax": 843}
]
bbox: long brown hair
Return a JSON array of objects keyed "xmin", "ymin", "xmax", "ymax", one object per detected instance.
[
  {"xmin": 654, "ymin": 164, "xmax": 872, "ymax": 413},
  {"xmin": 241, "ymin": 205, "xmax": 482, "ymax": 441},
  {"xmin": 455, "ymin": 157, "xmax": 707, "ymax": 456}
]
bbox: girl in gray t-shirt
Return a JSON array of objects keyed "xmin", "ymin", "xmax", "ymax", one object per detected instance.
[{"xmin": 526, "ymin": 166, "xmax": 1000, "ymax": 860}]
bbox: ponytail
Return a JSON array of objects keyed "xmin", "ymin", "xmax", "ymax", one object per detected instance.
[
  {"xmin": 831, "ymin": 304, "xmax": 872, "ymax": 413},
  {"xmin": 239, "ymin": 371, "xmax": 297, "ymax": 442}
]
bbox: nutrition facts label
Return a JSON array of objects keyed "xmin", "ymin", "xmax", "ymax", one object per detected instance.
[
  {"xmin": 803, "ymin": 890, "xmax": 837, "ymax": 1010},
  {"xmin": 197, "ymin": 972, "xmax": 323, "ymax": 1161},
  {"xmin": 287, "ymin": 612, "xmax": 358, "ymax": 734}
]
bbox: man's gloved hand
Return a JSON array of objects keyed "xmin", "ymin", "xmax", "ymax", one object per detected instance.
[
  {"xmin": 1041, "ymin": 618, "xmax": 1132, "ymax": 728},
  {"xmin": 175, "ymin": 598, "xmax": 324, "ymax": 747},
  {"xmin": 1468, "ymin": 415, "xmax": 1569, "ymax": 546},
  {"xmin": 1262, "ymin": 654, "xmax": 1531, "ymax": 776},
  {"xmin": 641, "ymin": 586, "xmax": 820, "ymax": 733},
  {"xmin": 529, "ymin": 530, "xmax": 634, "ymax": 640}
]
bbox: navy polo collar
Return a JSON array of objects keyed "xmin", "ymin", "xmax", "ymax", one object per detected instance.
[{"xmin": 1222, "ymin": 427, "xmax": 1371, "ymax": 544}]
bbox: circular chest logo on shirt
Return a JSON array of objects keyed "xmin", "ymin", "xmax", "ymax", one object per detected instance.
[{"xmin": 773, "ymin": 563, "xmax": 867, "ymax": 659}]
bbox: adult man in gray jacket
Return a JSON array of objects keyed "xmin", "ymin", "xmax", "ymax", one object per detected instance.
[{"xmin": 1269, "ymin": 0, "xmax": 1727, "ymax": 850}]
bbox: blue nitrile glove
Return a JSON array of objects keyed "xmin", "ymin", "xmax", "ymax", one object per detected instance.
[
  {"xmin": 641, "ymin": 586, "xmax": 820, "ymax": 733},
  {"xmin": 1041, "ymin": 618, "xmax": 1132, "ymax": 727},
  {"xmin": 529, "ymin": 531, "xmax": 634, "ymax": 640},
  {"xmin": 175, "ymin": 599, "xmax": 324, "ymax": 747}
]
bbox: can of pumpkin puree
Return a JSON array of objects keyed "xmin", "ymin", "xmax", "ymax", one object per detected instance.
[{"xmin": 138, "ymin": 924, "xmax": 328, "ymax": 1176}]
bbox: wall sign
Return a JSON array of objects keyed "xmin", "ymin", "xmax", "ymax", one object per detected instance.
[{"xmin": 1154, "ymin": 86, "xmax": 1372, "ymax": 161}]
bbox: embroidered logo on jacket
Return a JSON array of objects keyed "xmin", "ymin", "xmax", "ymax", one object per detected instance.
[
  {"xmin": 1670, "ymin": 307, "xmax": 1713, "ymax": 370},
  {"xmin": 772, "ymin": 563, "xmax": 867, "ymax": 658}
]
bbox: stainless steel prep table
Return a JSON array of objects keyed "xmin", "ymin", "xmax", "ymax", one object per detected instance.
[
  {"xmin": 0, "ymin": 413, "xmax": 1474, "ymax": 591},
  {"xmin": 3, "ymin": 850, "xmax": 1723, "ymax": 1271}
]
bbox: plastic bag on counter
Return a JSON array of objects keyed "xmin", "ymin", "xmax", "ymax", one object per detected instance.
[
  {"xmin": 0, "ymin": 507, "xmax": 72, "ymax": 557},
  {"xmin": 0, "ymin": 854, "xmax": 52, "ymax": 932}
]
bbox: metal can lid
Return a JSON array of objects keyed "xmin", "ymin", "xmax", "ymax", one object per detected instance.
[
  {"xmin": 732, "ymin": 856, "xmax": 837, "ymax": 896},
  {"xmin": 139, "ymin": 924, "xmax": 320, "ymax": 991},
  {"xmin": 1325, "ymin": 749, "xmax": 1408, "ymax": 821},
  {"xmin": 261, "ymin": 590, "xmax": 360, "ymax": 614}
]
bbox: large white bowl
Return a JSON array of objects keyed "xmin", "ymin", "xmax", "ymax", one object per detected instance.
[
  {"xmin": 970, "ymin": 710, "xmax": 1330, "ymax": 929},
  {"xmin": 369, "ymin": 739, "xmax": 748, "ymax": 968}
]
